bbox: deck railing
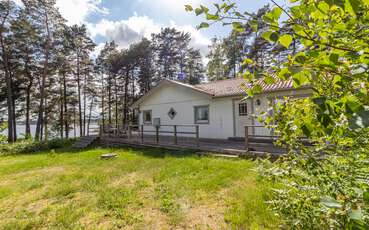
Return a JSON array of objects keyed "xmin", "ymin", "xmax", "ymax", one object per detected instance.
[
  {"xmin": 244, "ymin": 125, "xmax": 280, "ymax": 150},
  {"xmin": 127, "ymin": 124, "xmax": 200, "ymax": 147},
  {"xmin": 100, "ymin": 123, "xmax": 282, "ymax": 151}
]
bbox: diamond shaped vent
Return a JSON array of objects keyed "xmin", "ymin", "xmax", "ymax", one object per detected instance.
[{"xmin": 168, "ymin": 108, "xmax": 177, "ymax": 120}]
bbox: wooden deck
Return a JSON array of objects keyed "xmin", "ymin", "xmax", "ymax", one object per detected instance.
[{"xmin": 98, "ymin": 134, "xmax": 286, "ymax": 158}]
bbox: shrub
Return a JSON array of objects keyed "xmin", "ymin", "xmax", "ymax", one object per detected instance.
[
  {"xmin": 189, "ymin": 0, "xmax": 369, "ymax": 228},
  {"xmin": 0, "ymin": 138, "xmax": 76, "ymax": 156}
]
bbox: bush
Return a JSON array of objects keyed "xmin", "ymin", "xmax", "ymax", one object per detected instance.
[{"xmin": 0, "ymin": 138, "xmax": 76, "ymax": 156}]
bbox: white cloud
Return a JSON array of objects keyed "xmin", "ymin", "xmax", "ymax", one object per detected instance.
[
  {"xmin": 87, "ymin": 15, "xmax": 160, "ymax": 48},
  {"xmin": 88, "ymin": 14, "xmax": 210, "ymax": 58},
  {"xmin": 55, "ymin": 0, "xmax": 108, "ymax": 25}
]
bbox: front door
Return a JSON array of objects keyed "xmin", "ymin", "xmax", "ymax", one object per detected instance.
[{"xmin": 234, "ymin": 99, "xmax": 253, "ymax": 137}]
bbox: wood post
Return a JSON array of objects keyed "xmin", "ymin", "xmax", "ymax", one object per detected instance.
[
  {"xmin": 196, "ymin": 125, "xmax": 200, "ymax": 147},
  {"xmin": 245, "ymin": 126, "xmax": 249, "ymax": 151},
  {"xmin": 99, "ymin": 124, "xmax": 103, "ymax": 137},
  {"xmin": 128, "ymin": 125, "xmax": 132, "ymax": 139},
  {"xmin": 174, "ymin": 125, "xmax": 177, "ymax": 145},
  {"xmin": 155, "ymin": 125, "xmax": 159, "ymax": 143},
  {"xmin": 141, "ymin": 125, "xmax": 144, "ymax": 143}
]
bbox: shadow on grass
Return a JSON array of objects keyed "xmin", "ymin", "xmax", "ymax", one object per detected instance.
[{"xmin": 86, "ymin": 142, "xmax": 199, "ymax": 159}]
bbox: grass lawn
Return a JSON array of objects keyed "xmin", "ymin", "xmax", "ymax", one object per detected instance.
[{"xmin": 0, "ymin": 147, "xmax": 277, "ymax": 229}]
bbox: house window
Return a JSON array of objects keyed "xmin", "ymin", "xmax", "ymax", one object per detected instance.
[
  {"xmin": 239, "ymin": 103, "xmax": 248, "ymax": 116},
  {"xmin": 143, "ymin": 110, "xmax": 152, "ymax": 124},
  {"xmin": 194, "ymin": 106, "xmax": 209, "ymax": 124}
]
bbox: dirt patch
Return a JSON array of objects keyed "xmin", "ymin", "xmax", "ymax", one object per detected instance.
[{"xmin": 180, "ymin": 199, "xmax": 227, "ymax": 229}]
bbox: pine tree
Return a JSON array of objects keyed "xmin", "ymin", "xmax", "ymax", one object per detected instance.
[
  {"xmin": 0, "ymin": 0, "xmax": 18, "ymax": 142},
  {"xmin": 67, "ymin": 24, "xmax": 95, "ymax": 137}
]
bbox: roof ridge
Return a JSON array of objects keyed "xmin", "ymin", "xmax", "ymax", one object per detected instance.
[{"xmin": 195, "ymin": 77, "xmax": 244, "ymax": 87}]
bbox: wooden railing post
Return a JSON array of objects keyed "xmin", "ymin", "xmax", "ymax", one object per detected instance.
[
  {"xmin": 128, "ymin": 125, "xmax": 132, "ymax": 139},
  {"xmin": 196, "ymin": 125, "xmax": 200, "ymax": 147},
  {"xmin": 155, "ymin": 125, "xmax": 159, "ymax": 143},
  {"xmin": 174, "ymin": 125, "xmax": 177, "ymax": 145},
  {"xmin": 99, "ymin": 124, "xmax": 103, "ymax": 137},
  {"xmin": 141, "ymin": 125, "xmax": 144, "ymax": 143},
  {"xmin": 245, "ymin": 126, "xmax": 249, "ymax": 151}
]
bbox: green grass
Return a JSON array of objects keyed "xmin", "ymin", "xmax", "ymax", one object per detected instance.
[{"xmin": 0, "ymin": 147, "xmax": 277, "ymax": 229}]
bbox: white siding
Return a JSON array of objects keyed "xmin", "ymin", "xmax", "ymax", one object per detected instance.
[{"xmin": 137, "ymin": 84, "xmax": 234, "ymax": 139}]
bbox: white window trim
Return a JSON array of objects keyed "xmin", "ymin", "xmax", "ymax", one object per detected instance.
[
  {"xmin": 194, "ymin": 105, "xmax": 210, "ymax": 124},
  {"xmin": 142, "ymin": 110, "xmax": 152, "ymax": 124}
]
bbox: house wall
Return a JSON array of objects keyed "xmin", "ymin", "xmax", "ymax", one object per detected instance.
[
  {"xmin": 250, "ymin": 88, "xmax": 312, "ymax": 136},
  {"xmin": 137, "ymin": 82, "xmax": 312, "ymax": 140},
  {"xmin": 137, "ymin": 83, "xmax": 234, "ymax": 139}
]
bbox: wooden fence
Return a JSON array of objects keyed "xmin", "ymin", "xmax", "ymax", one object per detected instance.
[
  {"xmin": 99, "ymin": 123, "xmax": 281, "ymax": 150},
  {"xmin": 127, "ymin": 124, "xmax": 200, "ymax": 147}
]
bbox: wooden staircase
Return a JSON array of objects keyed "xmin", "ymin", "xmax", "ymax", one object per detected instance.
[{"xmin": 72, "ymin": 136, "xmax": 99, "ymax": 149}]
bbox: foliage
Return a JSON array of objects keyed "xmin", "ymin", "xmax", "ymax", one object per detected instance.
[
  {"xmin": 0, "ymin": 122, "xmax": 7, "ymax": 144},
  {"xmin": 188, "ymin": 0, "xmax": 369, "ymax": 228},
  {"xmin": 0, "ymin": 138, "xmax": 76, "ymax": 156}
]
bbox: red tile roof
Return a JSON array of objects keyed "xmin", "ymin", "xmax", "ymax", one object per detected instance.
[{"xmin": 194, "ymin": 77, "xmax": 295, "ymax": 97}]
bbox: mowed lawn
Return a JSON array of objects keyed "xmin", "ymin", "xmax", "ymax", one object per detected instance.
[{"xmin": 0, "ymin": 147, "xmax": 277, "ymax": 229}]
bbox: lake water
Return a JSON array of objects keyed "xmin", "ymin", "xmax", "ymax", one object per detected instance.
[{"xmin": 1, "ymin": 123, "xmax": 100, "ymax": 139}]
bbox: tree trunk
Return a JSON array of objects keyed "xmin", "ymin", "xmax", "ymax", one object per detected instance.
[
  {"xmin": 25, "ymin": 77, "xmax": 33, "ymax": 139},
  {"xmin": 73, "ymin": 107, "xmax": 76, "ymax": 138},
  {"xmin": 76, "ymin": 55, "xmax": 83, "ymax": 137},
  {"xmin": 63, "ymin": 73, "xmax": 69, "ymax": 138},
  {"xmin": 35, "ymin": 12, "xmax": 51, "ymax": 141},
  {"xmin": 12, "ymin": 86, "xmax": 17, "ymax": 142},
  {"xmin": 123, "ymin": 70, "xmax": 130, "ymax": 126},
  {"xmin": 108, "ymin": 75, "xmax": 112, "ymax": 125},
  {"xmin": 101, "ymin": 74, "xmax": 105, "ymax": 130},
  {"xmin": 44, "ymin": 98, "xmax": 48, "ymax": 141},
  {"xmin": 0, "ymin": 32, "xmax": 15, "ymax": 143},
  {"xmin": 83, "ymin": 72, "xmax": 87, "ymax": 136},
  {"xmin": 59, "ymin": 76, "xmax": 64, "ymax": 139},
  {"xmin": 114, "ymin": 76, "xmax": 118, "ymax": 129},
  {"xmin": 87, "ymin": 96, "xmax": 95, "ymax": 136}
]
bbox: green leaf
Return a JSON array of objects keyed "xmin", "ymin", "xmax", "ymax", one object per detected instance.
[
  {"xmin": 262, "ymin": 31, "xmax": 280, "ymax": 42},
  {"xmin": 269, "ymin": 7, "xmax": 283, "ymax": 20},
  {"xmin": 253, "ymin": 84, "xmax": 263, "ymax": 94},
  {"xmin": 206, "ymin": 13, "xmax": 219, "ymax": 20},
  {"xmin": 197, "ymin": 22, "xmax": 209, "ymax": 29},
  {"xmin": 195, "ymin": 8, "xmax": 204, "ymax": 16},
  {"xmin": 279, "ymin": 34, "xmax": 293, "ymax": 48},
  {"xmin": 184, "ymin": 5, "xmax": 193, "ymax": 12},
  {"xmin": 292, "ymin": 71, "xmax": 310, "ymax": 87},
  {"xmin": 364, "ymin": 190, "xmax": 369, "ymax": 204},
  {"xmin": 329, "ymin": 53, "xmax": 339, "ymax": 64},
  {"xmin": 242, "ymin": 58, "xmax": 253, "ymax": 65},
  {"xmin": 232, "ymin": 22, "xmax": 245, "ymax": 32},
  {"xmin": 264, "ymin": 75, "xmax": 275, "ymax": 84},
  {"xmin": 301, "ymin": 123, "xmax": 313, "ymax": 137},
  {"xmin": 317, "ymin": 1, "xmax": 330, "ymax": 13},
  {"xmin": 344, "ymin": 95, "xmax": 363, "ymax": 113},
  {"xmin": 262, "ymin": 31, "xmax": 273, "ymax": 41},
  {"xmin": 345, "ymin": 0, "xmax": 357, "ymax": 17}
]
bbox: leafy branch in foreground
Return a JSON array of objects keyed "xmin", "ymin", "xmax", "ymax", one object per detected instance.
[{"xmin": 188, "ymin": 0, "xmax": 369, "ymax": 228}]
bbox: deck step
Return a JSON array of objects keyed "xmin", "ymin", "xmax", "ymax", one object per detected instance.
[{"xmin": 72, "ymin": 136, "xmax": 99, "ymax": 149}]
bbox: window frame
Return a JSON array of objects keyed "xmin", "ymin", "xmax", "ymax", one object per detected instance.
[
  {"xmin": 142, "ymin": 110, "xmax": 152, "ymax": 124},
  {"xmin": 238, "ymin": 103, "xmax": 248, "ymax": 116},
  {"xmin": 194, "ymin": 105, "xmax": 210, "ymax": 124}
]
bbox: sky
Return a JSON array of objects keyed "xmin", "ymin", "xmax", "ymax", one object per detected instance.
[{"xmin": 19, "ymin": 0, "xmax": 289, "ymax": 58}]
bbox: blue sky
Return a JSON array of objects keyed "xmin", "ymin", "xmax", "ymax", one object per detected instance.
[{"xmin": 50, "ymin": 0, "xmax": 288, "ymax": 57}]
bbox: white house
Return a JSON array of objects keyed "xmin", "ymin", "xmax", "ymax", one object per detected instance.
[{"xmin": 131, "ymin": 78, "xmax": 311, "ymax": 140}]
